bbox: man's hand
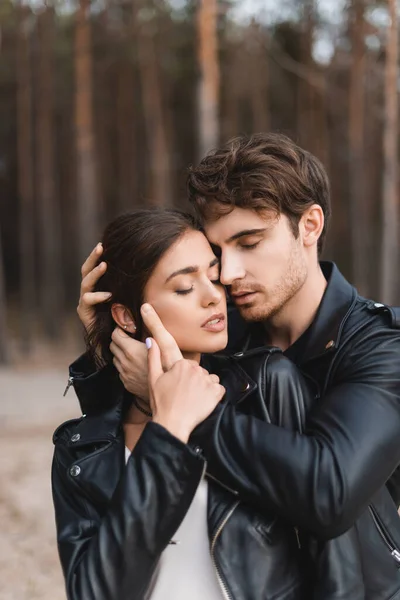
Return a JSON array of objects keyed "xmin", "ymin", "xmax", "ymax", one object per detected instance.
[
  {"xmin": 110, "ymin": 328, "xmax": 149, "ymax": 399},
  {"xmin": 77, "ymin": 243, "xmax": 112, "ymax": 331},
  {"xmin": 147, "ymin": 338, "xmax": 225, "ymax": 443}
]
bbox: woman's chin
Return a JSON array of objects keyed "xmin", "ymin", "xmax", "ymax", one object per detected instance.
[{"xmin": 197, "ymin": 332, "xmax": 228, "ymax": 355}]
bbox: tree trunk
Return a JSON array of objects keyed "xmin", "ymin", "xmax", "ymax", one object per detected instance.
[
  {"xmin": 16, "ymin": 3, "xmax": 35, "ymax": 352},
  {"xmin": 349, "ymin": 0, "xmax": 368, "ymax": 295},
  {"xmin": 117, "ymin": 60, "xmax": 136, "ymax": 212},
  {"xmin": 297, "ymin": 0, "xmax": 316, "ymax": 152},
  {"xmin": 247, "ymin": 20, "xmax": 269, "ymax": 133},
  {"xmin": 35, "ymin": 6, "xmax": 63, "ymax": 339},
  {"xmin": 197, "ymin": 0, "xmax": 220, "ymax": 159},
  {"xmin": 380, "ymin": 0, "xmax": 398, "ymax": 304},
  {"xmin": 0, "ymin": 226, "xmax": 9, "ymax": 364},
  {"xmin": 136, "ymin": 6, "xmax": 173, "ymax": 206},
  {"xmin": 75, "ymin": 0, "xmax": 100, "ymax": 261}
]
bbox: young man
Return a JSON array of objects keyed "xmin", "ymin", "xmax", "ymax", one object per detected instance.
[{"xmin": 73, "ymin": 133, "xmax": 400, "ymax": 599}]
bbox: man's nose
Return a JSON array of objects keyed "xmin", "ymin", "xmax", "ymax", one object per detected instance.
[{"xmin": 219, "ymin": 256, "xmax": 245, "ymax": 286}]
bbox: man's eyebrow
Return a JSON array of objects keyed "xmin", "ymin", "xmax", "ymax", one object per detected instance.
[
  {"xmin": 226, "ymin": 228, "xmax": 267, "ymax": 243},
  {"xmin": 165, "ymin": 257, "xmax": 219, "ymax": 283}
]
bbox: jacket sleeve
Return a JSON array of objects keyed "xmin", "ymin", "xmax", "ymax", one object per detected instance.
[
  {"xmin": 203, "ymin": 326, "xmax": 400, "ymax": 540},
  {"xmin": 52, "ymin": 422, "xmax": 205, "ymax": 600}
]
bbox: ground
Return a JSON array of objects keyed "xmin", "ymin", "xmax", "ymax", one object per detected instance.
[{"xmin": 0, "ymin": 367, "xmax": 80, "ymax": 600}]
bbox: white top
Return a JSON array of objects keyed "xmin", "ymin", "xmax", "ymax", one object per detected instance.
[{"xmin": 125, "ymin": 447, "xmax": 224, "ymax": 600}]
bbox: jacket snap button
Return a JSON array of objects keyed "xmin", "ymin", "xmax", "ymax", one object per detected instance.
[
  {"xmin": 70, "ymin": 465, "xmax": 81, "ymax": 477},
  {"xmin": 194, "ymin": 446, "xmax": 202, "ymax": 455},
  {"xmin": 71, "ymin": 433, "xmax": 81, "ymax": 442},
  {"xmin": 374, "ymin": 302, "xmax": 384, "ymax": 308},
  {"xmin": 325, "ymin": 340, "xmax": 335, "ymax": 350},
  {"xmin": 234, "ymin": 352, "xmax": 244, "ymax": 358},
  {"xmin": 242, "ymin": 382, "xmax": 250, "ymax": 392}
]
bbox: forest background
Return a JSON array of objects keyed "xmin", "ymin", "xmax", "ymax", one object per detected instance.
[
  {"xmin": 1, "ymin": 0, "xmax": 400, "ymax": 363},
  {"xmin": 0, "ymin": 1, "xmax": 400, "ymax": 598}
]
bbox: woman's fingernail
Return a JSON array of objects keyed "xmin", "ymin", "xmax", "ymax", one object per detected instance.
[
  {"xmin": 145, "ymin": 338, "xmax": 152, "ymax": 350},
  {"xmin": 142, "ymin": 303, "xmax": 151, "ymax": 314}
]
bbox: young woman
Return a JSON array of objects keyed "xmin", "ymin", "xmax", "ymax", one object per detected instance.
[{"xmin": 52, "ymin": 208, "xmax": 313, "ymax": 600}]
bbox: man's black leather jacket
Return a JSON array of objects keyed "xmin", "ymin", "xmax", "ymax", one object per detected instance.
[{"xmin": 55, "ymin": 262, "xmax": 400, "ymax": 599}]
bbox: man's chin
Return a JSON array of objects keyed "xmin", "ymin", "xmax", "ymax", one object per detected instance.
[{"xmin": 236, "ymin": 303, "xmax": 268, "ymax": 322}]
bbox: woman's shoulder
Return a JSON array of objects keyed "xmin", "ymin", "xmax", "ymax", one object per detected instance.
[{"xmin": 53, "ymin": 415, "xmax": 85, "ymax": 443}]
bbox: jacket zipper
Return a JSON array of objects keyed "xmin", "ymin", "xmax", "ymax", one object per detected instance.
[
  {"xmin": 294, "ymin": 526, "xmax": 301, "ymax": 549},
  {"xmin": 369, "ymin": 505, "xmax": 400, "ymax": 564},
  {"xmin": 63, "ymin": 376, "xmax": 74, "ymax": 397},
  {"xmin": 211, "ymin": 501, "xmax": 239, "ymax": 600}
]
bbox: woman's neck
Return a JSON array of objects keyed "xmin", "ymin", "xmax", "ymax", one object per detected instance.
[{"xmin": 182, "ymin": 351, "xmax": 201, "ymax": 363}]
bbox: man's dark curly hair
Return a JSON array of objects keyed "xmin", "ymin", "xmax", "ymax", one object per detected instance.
[{"xmin": 187, "ymin": 132, "xmax": 331, "ymax": 254}]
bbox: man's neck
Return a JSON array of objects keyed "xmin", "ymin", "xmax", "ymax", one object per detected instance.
[{"xmin": 263, "ymin": 264, "xmax": 327, "ymax": 351}]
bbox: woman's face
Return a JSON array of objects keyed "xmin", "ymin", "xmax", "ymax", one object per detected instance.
[{"xmin": 143, "ymin": 230, "xmax": 228, "ymax": 359}]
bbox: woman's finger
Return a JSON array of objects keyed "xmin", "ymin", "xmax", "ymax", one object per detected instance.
[
  {"xmin": 209, "ymin": 374, "xmax": 220, "ymax": 384},
  {"xmin": 141, "ymin": 303, "xmax": 183, "ymax": 370},
  {"xmin": 81, "ymin": 243, "xmax": 103, "ymax": 279}
]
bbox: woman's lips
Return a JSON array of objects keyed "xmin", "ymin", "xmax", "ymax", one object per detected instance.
[{"xmin": 201, "ymin": 314, "xmax": 226, "ymax": 332}]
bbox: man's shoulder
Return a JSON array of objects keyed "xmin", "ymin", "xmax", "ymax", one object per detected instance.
[{"xmin": 337, "ymin": 295, "xmax": 400, "ymax": 367}]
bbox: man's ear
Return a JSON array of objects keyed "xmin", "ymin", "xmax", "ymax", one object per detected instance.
[
  {"xmin": 300, "ymin": 204, "xmax": 324, "ymax": 249},
  {"xmin": 111, "ymin": 304, "xmax": 137, "ymax": 334}
]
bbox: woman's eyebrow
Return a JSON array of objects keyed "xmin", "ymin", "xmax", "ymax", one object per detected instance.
[{"xmin": 165, "ymin": 258, "xmax": 219, "ymax": 283}]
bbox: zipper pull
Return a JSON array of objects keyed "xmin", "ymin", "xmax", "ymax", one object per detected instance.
[
  {"xmin": 392, "ymin": 549, "xmax": 400, "ymax": 563},
  {"xmin": 63, "ymin": 376, "xmax": 74, "ymax": 397},
  {"xmin": 294, "ymin": 527, "xmax": 301, "ymax": 549}
]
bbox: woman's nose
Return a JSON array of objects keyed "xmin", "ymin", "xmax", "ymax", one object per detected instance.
[{"xmin": 203, "ymin": 281, "xmax": 223, "ymax": 306}]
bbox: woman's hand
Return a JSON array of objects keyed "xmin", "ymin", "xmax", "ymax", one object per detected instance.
[
  {"xmin": 143, "ymin": 303, "xmax": 225, "ymax": 443},
  {"xmin": 77, "ymin": 243, "xmax": 112, "ymax": 331}
]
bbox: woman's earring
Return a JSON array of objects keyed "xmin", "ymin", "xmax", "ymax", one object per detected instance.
[{"xmin": 123, "ymin": 325, "xmax": 128, "ymax": 330}]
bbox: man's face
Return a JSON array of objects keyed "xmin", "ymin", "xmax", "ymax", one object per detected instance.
[{"xmin": 204, "ymin": 207, "xmax": 308, "ymax": 322}]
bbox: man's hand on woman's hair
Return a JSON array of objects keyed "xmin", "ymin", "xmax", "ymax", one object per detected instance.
[{"xmin": 77, "ymin": 243, "xmax": 112, "ymax": 331}]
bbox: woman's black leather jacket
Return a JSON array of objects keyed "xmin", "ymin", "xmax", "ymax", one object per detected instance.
[{"xmin": 53, "ymin": 350, "xmax": 313, "ymax": 600}]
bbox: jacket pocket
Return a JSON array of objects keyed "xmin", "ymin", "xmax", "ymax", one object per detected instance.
[{"xmin": 370, "ymin": 504, "xmax": 400, "ymax": 568}]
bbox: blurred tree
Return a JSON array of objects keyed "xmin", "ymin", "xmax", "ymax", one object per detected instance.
[
  {"xmin": 349, "ymin": 0, "xmax": 368, "ymax": 295},
  {"xmin": 197, "ymin": 0, "xmax": 219, "ymax": 158},
  {"xmin": 36, "ymin": 5, "xmax": 64, "ymax": 339},
  {"xmin": 0, "ymin": 226, "xmax": 8, "ymax": 363},
  {"xmin": 75, "ymin": 0, "xmax": 100, "ymax": 261},
  {"xmin": 16, "ymin": 2, "xmax": 35, "ymax": 351},
  {"xmin": 136, "ymin": 1, "xmax": 173, "ymax": 206},
  {"xmin": 380, "ymin": 0, "xmax": 398, "ymax": 304}
]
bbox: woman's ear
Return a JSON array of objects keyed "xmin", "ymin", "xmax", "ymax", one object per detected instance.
[{"xmin": 111, "ymin": 304, "xmax": 137, "ymax": 334}]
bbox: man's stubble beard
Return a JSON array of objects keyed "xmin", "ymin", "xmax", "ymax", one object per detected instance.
[{"xmin": 237, "ymin": 246, "xmax": 308, "ymax": 323}]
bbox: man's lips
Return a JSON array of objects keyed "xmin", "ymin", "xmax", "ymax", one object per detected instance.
[
  {"xmin": 201, "ymin": 313, "xmax": 226, "ymax": 332},
  {"xmin": 230, "ymin": 291, "xmax": 259, "ymax": 305}
]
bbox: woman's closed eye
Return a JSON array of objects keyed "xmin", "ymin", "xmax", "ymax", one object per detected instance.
[
  {"xmin": 175, "ymin": 286, "xmax": 194, "ymax": 296},
  {"xmin": 175, "ymin": 275, "xmax": 221, "ymax": 295}
]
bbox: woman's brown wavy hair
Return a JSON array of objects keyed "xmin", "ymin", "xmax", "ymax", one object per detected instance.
[{"xmin": 86, "ymin": 208, "xmax": 198, "ymax": 367}]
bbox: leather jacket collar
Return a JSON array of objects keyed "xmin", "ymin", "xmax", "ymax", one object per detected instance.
[{"xmin": 298, "ymin": 262, "xmax": 357, "ymax": 364}]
